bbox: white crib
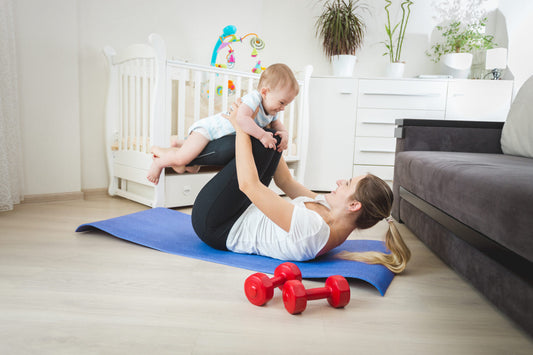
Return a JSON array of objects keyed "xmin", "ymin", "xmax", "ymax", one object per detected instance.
[{"xmin": 103, "ymin": 34, "xmax": 313, "ymax": 208}]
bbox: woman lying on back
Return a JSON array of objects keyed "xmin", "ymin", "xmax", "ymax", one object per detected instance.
[{"xmin": 191, "ymin": 99, "xmax": 410, "ymax": 273}]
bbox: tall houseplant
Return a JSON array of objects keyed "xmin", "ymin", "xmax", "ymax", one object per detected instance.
[
  {"xmin": 383, "ymin": 0, "xmax": 413, "ymax": 63},
  {"xmin": 383, "ymin": 0, "xmax": 414, "ymax": 77},
  {"xmin": 315, "ymin": 0, "xmax": 367, "ymax": 76}
]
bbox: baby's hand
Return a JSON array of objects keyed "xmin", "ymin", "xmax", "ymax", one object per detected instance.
[
  {"xmin": 260, "ymin": 131, "xmax": 277, "ymax": 149},
  {"xmin": 275, "ymin": 130, "xmax": 289, "ymax": 152}
]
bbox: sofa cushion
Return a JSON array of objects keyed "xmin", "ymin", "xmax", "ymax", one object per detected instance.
[
  {"xmin": 501, "ymin": 75, "xmax": 533, "ymax": 158},
  {"xmin": 395, "ymin": 151, "xmax": 533, "ymax": 262}
]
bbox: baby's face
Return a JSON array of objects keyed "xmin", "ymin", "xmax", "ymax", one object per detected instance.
[{"xmin": 261, "ymin": 85, "xmax": 297, "ymax": 116}]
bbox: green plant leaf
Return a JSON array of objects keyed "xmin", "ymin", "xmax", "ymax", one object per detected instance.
[{"xmin": 315, "ymin": 0, "xmax": 367, "ymax": 57}]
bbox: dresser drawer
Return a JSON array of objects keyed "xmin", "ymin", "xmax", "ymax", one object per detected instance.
[
  {"xmin": 356, "ymin": 108, "xmax": 445, "ymax": 137},
  {"xmin": 358, "ymin": 79, "xmax": 447, "ymax": 110},
  {"xmin": 353, "ymin": 165, "xmax": 394, "ymax": 182},
  {"xmin": 353, "ymin": 137, "xmax": 396, "ymax": 165}
]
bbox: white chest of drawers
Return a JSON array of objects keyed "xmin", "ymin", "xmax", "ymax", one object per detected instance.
[
  {"xmin": 306, "ymin": 77, "xmax": 514, "ymax": 191},
  {"xmin": 353, "ymin": 79, "xmax": 449, "ymax": 182}
]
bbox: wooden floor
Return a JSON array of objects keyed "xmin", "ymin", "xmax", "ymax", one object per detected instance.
[{"xmin": 0, "ymin": 194, "xmax": 531, "ymax": 355}]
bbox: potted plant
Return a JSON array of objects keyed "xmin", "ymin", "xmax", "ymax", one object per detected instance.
[
  {"xmin": 383, "ymin": 0, "xmax": 414, "ymax": 78},
  {"xmin": 315, "ymin": 0, "xmax": 367, "ymax": 76},
  {"xmin": 426, "ymin": 0, "xmax": 497, "ymax": 78}
]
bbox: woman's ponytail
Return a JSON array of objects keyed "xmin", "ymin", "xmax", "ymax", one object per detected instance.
[{"xmin": 336, "ymin": 175, "xmax": 411, "ymax": 274}]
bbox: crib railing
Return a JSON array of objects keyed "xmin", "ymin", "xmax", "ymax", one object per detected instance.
[
  {"xmin": 164, "ymin": 60, "xmax": 311, "ymax": 163},
  {"xmin": 105, "ymin": 50, "xmax": 152, "ymax": 153}
]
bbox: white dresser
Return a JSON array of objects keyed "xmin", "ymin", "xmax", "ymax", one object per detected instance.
[{"xmin": 305, "ymin": 77, "xmax": 514, "ymax": 191}]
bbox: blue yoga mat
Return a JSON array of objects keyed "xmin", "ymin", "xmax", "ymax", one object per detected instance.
[{"xmin": 76, "ymin": 208, "xmax": 394, "ymax": 296}]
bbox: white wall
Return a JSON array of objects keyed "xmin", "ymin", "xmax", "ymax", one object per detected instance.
[
  {"xmin": 13, "ymin": 0, "xmax": 533, "ymax": 195},
  {"xmin": 497, "ymin": 0, "xmax": 533, "ymax": 91},
  {"xmin": 14, "ymin": 0, "xmax": 81, "ymax": 195}
]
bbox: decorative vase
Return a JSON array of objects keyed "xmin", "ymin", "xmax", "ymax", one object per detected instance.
[
  {"xmin": 441, "ymin": 53, "xmax": 473, "ymax": 79},
  {"xmin": 386, "ymin": 62, "xmax": 405, "ymax": 78},
  {"xmin": 331, "ymin": 55, "xmax": 357, "ymax": 77}
]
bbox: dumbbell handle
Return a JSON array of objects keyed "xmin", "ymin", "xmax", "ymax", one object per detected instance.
[
  {"xmin": 270, "ymin": 274, "xmax": 289, "ymax": 289},
  {"xmin": 305, "ymin": 287, "xmax": 332, "ymax": 301},
  {"xmin": 282, "ymin": 276, "xmax": 350, "ymax": 314}
]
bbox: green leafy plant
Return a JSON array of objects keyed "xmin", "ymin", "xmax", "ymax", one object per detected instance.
[
  {"xmin": 383, "ymin": 0, "xmax": 414, "ymax": 63},
  {"xmin": 426, "ymin": 18, "xmax": 497, "ymax": 63},
  {"xmin": 315, "ymin": 0, "xmax": 367, "ymax": 58}
]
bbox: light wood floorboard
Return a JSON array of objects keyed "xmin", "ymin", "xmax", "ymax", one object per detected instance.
[{"xmin": 0, "ymin": 195, "xmax": 531, "ymax": 354}]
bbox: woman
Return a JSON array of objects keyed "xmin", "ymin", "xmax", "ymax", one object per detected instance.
[{"xmin": 191, "ymin": 100, "xmax": 410, "ymax": 273}]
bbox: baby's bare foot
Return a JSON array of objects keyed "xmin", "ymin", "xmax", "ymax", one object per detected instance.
[
  {"xmin": 171, "ymin": 165, "xmax": 187, "ymax": 174},
  {"xmin": 147, "ymin": 157, "xmax": 165, "ymax": 185},
  {"xmin": 185, "ymin": 165, "xmax": 200, "ymax": 173}
]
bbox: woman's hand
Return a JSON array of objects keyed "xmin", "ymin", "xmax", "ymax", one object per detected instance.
[{"xmin": 223, "ymin": 98, "xmax": 242, "ymax": 129}]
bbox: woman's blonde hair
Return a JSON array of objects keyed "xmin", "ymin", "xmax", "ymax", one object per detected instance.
[
  {"xmin": 337, "ymin": 174, "xmax": 411, "ymax": 274},
  {"xmin": 257, "ymin": 63, "xmax": 299, "ymax": 95}
]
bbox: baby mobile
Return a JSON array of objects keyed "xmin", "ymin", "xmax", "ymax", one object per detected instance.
[
  {"xmin": 207, "ymin": 25, "xmax": 266, "ymax": 98},
  {"xmin": 210, "ymin": 25, "xmax": 266, "ymax": 74}
]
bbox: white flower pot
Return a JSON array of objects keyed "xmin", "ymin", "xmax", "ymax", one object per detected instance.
[
  {"xmin": 331, "ymin": 55, "xmax": 357, "ymax": 77},
  {"xmin": 441, "ymin": 53, "xmax": 473, "ymax": 79},
  {"xmin": 386, "ymin": 62, "xmax": 405, "ymax": 78}
]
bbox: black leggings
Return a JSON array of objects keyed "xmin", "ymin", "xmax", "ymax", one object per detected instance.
[{"xmin": 191, "ymin": 133, "xmax": 282, "ymax": 250}]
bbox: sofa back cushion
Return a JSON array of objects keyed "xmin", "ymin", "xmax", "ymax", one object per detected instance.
[{"xmin": 501, "ymin": 75, "xmax": 533, "ymax": 158}]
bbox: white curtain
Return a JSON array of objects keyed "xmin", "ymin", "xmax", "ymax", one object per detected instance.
[{"xmin": 0, "ymin": 0, "xmax": 24, "ymax": 211}]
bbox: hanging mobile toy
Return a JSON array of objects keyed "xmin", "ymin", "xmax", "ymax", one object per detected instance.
[
  {"xmin": 210, "ymin": 25, "xmax": 266, "ymax": 72},
  {"xmin": 210, "ymin": 25, "xmax": 237, "ymax": 67}
]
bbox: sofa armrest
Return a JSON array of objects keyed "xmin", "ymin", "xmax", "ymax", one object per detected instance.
[{"xmin": 395, "ymin": 119, "xmax": 504, "ymax": 154}]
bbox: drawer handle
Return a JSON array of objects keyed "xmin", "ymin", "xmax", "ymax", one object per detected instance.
[
  {"xmin": 360, "ymin": 149, "xmax": 395, "ymax": 153},
  {"xmin": 363, "ymin": 92, "xmax": 441, "ymax": 97},
  {"xmin": 361, "ymin": 121, "xmax": 395, "ymax": 125}
]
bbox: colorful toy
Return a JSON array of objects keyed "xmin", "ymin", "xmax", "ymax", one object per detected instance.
[
  {"xmin": 215, "ymin": 80, "xmax": 236, "ymax": 96},
  {"xmin": 244, "ymin": 262, "xmax": 302, "ymax": 306},
  {"xmin": 282, "ymin": 275, "xmax": 351, "ymax": 314},
  {"xmin": 211, "ymin": 25, "xmax": 237, "ymax": 67},
  {"xmin": 210, "ymin": 25, "xmax": 266, "ymax": 72},
  {"xmin": 252, "ymin": 60, "xmax": 264, "ymax": 74}
]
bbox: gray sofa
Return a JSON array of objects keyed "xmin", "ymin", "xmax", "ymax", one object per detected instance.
[{"xmin": 392, "ymin": 118, "xmax": 532, "ymax": 336}]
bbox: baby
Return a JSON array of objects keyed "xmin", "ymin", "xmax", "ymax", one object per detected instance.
[{"xmin": 147, "ymin": 63, "xmax": 299, "ymax": 184}]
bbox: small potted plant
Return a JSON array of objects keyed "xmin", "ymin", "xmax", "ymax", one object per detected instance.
[
  {"xmin": 315, "ymin": 0, "xmax": 367, "ymax": 76},
  {"xmin": 426, "ymin": 0, "xmax": 497, "ymax": 78},
  {"xmin": 383, "ymin": 0, "xmax": 414, "ymax": 78}
]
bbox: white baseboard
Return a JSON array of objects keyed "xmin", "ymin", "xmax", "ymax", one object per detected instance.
[{"xmin": 22, "ymin": 191, "xmax": 84, "ymax": 204}]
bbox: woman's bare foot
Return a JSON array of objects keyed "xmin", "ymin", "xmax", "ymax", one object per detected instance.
[{"xmin": 147, "ymin": 156, "xmax": 165, "ymax": 184}]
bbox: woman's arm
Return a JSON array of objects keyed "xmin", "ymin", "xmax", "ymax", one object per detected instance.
[
  {"xmin": 228, "ymin": 100, "xmax": 295, "ymax": 232},
  {"xmin": 273, "ymin": 157, "xmax": 318, "ymax": 200}
]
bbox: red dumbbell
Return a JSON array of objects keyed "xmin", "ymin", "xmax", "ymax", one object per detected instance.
[
  {"xmin": 244, "ymin": 262, "xmax": 302, "ymax": 306},
  {"xmin": 282, "ymin": 275, "xmax": 350, "ymax": 314}
]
